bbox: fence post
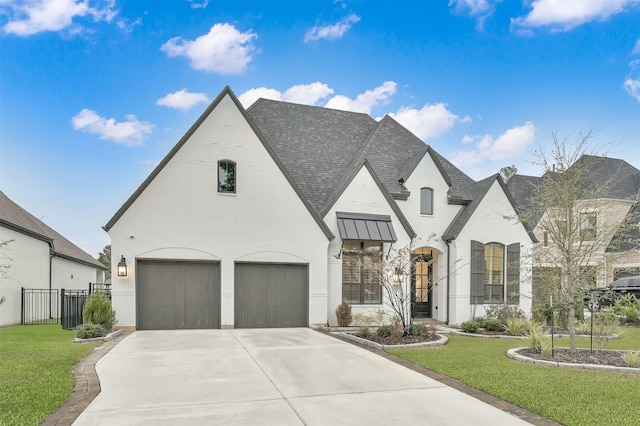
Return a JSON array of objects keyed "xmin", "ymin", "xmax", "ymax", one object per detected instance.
[{"xmin": 60, "ymin": 288, "xmax": 66, "ymax": 329}]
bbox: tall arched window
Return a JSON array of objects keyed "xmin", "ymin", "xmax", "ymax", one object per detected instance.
[
  {"xmin": 420, "ymin": 187, "xmax": 433, "ymax": 215},
  {"xmin": 484, "ymin": 243, "xmax": 504, "ymax": 303},
  {"xmin": 218, "ymin": 160, "xmax": 236, "ymax": 193}
]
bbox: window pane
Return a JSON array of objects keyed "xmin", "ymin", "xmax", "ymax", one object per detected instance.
[
  {"xmin": 342, "ymin": 240, "xmax": 382, "ymax": 304},
  {"xmin": 580, "ymin": 212, "xmax": 597, "ymax": 241},
  {"xmin": 484, "ymin": 243, "xmax": 504, "ymax": 303},
  {"xmin": 218, "ymin": 161, "xmax": 236, "ymax": 192},
  {"xmin": 420, "ymin": 188, "xmax": 433, "ymax": 215}
]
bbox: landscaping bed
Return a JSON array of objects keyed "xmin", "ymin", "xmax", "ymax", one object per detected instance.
[{"xmin": 518, "ymin": 347, "xmax": 632, "ymax": 368}]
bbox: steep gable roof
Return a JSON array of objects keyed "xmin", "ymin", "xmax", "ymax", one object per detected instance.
[
  {"xmin": 443, "ymin": 175, "xmax": 537, "ymax": 242},
  {"xmin": 104, "ymin": 87, "xmax": 334, "ymax": 240},
  {"xmin": 0, "ymin": 191, "xmax": 106, "ymax": 269},
  {"xmin": 246, "ymin": 98, "xmax": 378, "ymax": 213},
  {"xmin": 570, "ymin": 155, "xmax": 640, "ymax": 200}
]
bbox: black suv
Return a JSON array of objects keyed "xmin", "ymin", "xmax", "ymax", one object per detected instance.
[{"xmin": 584, "ymin": 275, "xmax": 640, "ymax": 310}]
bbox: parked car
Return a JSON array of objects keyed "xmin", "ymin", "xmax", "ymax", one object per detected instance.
[{"xmin": 584, "ymin": 275, "xmax": 640, "ymax": 310}]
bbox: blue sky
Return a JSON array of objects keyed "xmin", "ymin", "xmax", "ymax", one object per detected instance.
[{"xmin": 1, "ymin": 0, "xmax": 639, "ymax": 259}]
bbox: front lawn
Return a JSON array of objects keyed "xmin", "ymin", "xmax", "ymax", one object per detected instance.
[
  {"xmin": 0, "ymin": 325, "xmax": 98, "ymax": 426},
  {"xmin": 389, "ymin": 327, "xmax": 640, "ymax": 426}
]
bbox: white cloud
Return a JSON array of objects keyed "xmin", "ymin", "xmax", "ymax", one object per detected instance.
[
  {"xmin": 156, "ymin": 89, "xmax": 210, "ymax": 110},
  {"xmin": 162, "ymin": 23, "xmax": 256, "ymax": 74},
  {"xmin": 325, "ymin": 81, "xmax": 397, "ymax": 114},
  {"xmin": 188, "ymin": 0, "xmax": 209, "ymax": 9},
  {"xmin": 449, "ymin": 0, "xmax": 494, "ymax": 16},
  {"xmin": 238, "ymin": 83, "xmax": 334, "ymax": 108},
  {"xmin": 71, "ymin": 109, "xmax": 153, "ymax": 146},
  {"xmin": 623, "ymin": 78, "xmax": 640, "ymax": 102},
  {"xmin": 633, "ymin": 39, "xmax": 640, "ymax": 56},
  {"xmin": 511, "ymin": 0, "xmax": 632, "ymax": 32},
  {"xmin": 305, "ymin": 14, "xmax": 360, "ymax": 42},
  {"xmin": 388, "ymin": 103, "xmax": 471, "ymax": 141},
  {"xmin": 451, "ymin": 121, "xmax": 536, "ymax": 168},
  {"xmin": 2, "ymin": 0, "xmax": 117, "ymax": 36}
]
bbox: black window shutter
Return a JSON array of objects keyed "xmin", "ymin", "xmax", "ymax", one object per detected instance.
[
  {"xmin": 470, "ymin": 240, "xmax": 484, "ymax": 304},
  {"xmin": 507, "ymin": 243, "xmax": 520, "ymax": 304}
]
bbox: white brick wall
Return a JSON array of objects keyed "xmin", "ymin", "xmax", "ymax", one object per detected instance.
[{"xmin": 109, "ymin": 94, "xmax": 329, "ymax": 328}]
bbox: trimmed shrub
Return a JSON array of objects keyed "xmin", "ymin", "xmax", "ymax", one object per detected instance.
[
  {"xmin": 335, "ymin": 301, "xmax": 352, "ymax": 327},
  {"xmin": 359, "ymin": 326, "xmax": 370, "ymax": 338},
  {"xmin": 483, "ymin": 318, "xmax": 505, "ymax": 332},
  {"xmin": 461, "ymin": 321, "xmax": 478, "ymax": 333},
  {"xmin": 485, "ymin": 304, "xmax": 525, "ymax": 325},
  {"xmin": 83, "ymin": 291, "xmax": 116, "ymax": 332},
  {"xmin": 376, "ymin": 325, "xmax": 391, "ymax": 338},
  {"xmin": 76, "ymin": 323, "xmax": 106, "ymax": 339}
]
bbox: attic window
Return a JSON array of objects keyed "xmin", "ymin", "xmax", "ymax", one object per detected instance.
[
  {"xmin": 420, "ymin": 188, "xmax": 433, "ymax": 215},
  {"xmin": 218, "ymin": 160, "xmax": 236, "ymax": 193}
]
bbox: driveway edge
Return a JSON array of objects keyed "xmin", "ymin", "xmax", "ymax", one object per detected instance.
[
  {"xmin": 43, "ymin": 332, "xmax": 130, "ymax": 426},
  {"xmin": 317, "ymin": 328, "xmax": 560, "ymax": 426}
]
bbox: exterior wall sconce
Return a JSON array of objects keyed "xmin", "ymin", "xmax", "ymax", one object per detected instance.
[
  {"xmin": 117, "ymin": 256, "xmax": 128, "ymax": 277},
  {"xmin": 393, "ymin": 266, "xmax": 405, "ymax": 285}
]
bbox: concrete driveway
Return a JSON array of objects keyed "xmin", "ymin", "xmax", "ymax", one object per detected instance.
[{"xmin": 72, "ymin": 328, "xmax": 531, "ymax": 425}]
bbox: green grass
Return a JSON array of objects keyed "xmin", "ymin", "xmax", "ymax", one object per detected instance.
[
  {"xmin": 0, "ymin": 325, "xmax": 98, "ymax": 426},
  {"xmin": 390, "ymin": 327, "xmax": 640, "ymax": 426}
]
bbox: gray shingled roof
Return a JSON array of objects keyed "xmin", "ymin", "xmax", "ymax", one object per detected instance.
[
  {"xmin": 442, "ymin": 175, "xmax": 496, "ymax": 241},
  {"xmin": 247, "ymin": 99, "xmax": 378, "ymax": 214},
  {"xmin": 106, "ymin": 87, "xmax": 527, "ymax": 243},
  {"xmin": 508, "ymin": 155, "xmax": 640, "ymax": 230},
  {"xmin": 0, "ymin": 191, "xmax": 106, "ymax": 270}
]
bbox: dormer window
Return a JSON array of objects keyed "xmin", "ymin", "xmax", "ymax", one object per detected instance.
[{"xmin": 218, "ymin": 160, "xmax": 236, "ymax": 193}]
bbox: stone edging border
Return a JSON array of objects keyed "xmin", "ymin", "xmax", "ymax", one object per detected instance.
[
  {"xmin": 338, "ymin": 332, "xmax": 448, "ymax": 350},
  {"xmin": 507, "ymin": 347, "xmax": 640, "ymax": 374},
  {"xmin": 43, "ymin": 332, "xmax": 130, "ymax": 426},
  {"xmin": 449, "ymin": 330, "xmax": 525, "ymax": 339},
  {"xmin": 73, "ymin": 329, "xmax": 123, "ymax": 344}
]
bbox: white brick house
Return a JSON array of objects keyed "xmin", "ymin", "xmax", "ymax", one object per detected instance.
[
  {"xmin": 0, "ymin": 191, "xmax": 107, "ymax": 326},
  {"xmin": 105, "ymin": 87, "xmax": 535, "ymax": 330}
]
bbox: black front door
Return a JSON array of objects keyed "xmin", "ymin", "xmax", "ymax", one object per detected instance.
[{"xmin": 411, "ymin": 253, "xmax": 432, "ymax": 318}]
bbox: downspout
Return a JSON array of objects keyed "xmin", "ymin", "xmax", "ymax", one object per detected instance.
[
  {"xmin": 49, "ymin": 249, "xmax": 54, "ymax": 319},
  {"xmin": 445, "ymin": 238, "xmax": 451, "ymax": 325}
]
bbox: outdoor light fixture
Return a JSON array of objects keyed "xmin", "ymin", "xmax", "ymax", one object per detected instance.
[
  {"xmin": 393, "ymin": 266, "xmax": 405, "ymax": 284},
  {"xmin": 117, "ymin": 256, "xmax": 128, "ymax": 277}
]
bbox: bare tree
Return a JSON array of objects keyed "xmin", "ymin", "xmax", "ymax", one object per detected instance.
[
  {"xmin": 500, "ymin": 165, "xmax": 518, "ymax": 183},
  {"xmin": 0, "ymin": 239, "xmax": 15, "ymax": 307},
  {"xmin": 528, "ymin": 130, "xmax": 637, "ymax": 351}
]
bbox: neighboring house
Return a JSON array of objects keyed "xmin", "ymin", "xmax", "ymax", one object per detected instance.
[
  {"xmin": 104, "ymin": 86, "xmax": 535, "ymax": 330},
  {"xmin": 507, "ymin": 155, "xmax": 640, "ymax": 303},
  {"xmin": 0, "ymin": 191, "xmax": 107, "ymax": 326}
]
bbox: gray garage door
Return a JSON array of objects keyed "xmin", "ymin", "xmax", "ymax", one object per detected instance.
[
  {"xmin": 137, "ymin": 260, "xmax": 220, "ymax": 330},
  {"xmin": 235, "ymin": 263, "xmax": 308, "ymax": 328}
]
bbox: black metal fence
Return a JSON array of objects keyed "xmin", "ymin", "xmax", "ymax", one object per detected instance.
[
  {"xmin": 21, "ymin": 288, "xmax": 59, "ymax": 325},
  {"xmin": 60, "ymin": 289, "xmax": 90, "ymax": 329},
  {"xmin": 21, "ymin": 283, "xmax": 112, "ymax": 329}
]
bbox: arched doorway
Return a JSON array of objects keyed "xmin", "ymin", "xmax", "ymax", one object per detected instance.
[{"xmin": 412, "ymin": 247, "xmax": 433, "ymax": 318}]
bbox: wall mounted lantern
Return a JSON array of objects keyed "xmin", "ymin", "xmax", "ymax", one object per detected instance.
[{"xmin": 117, "ymin": 256, "xmax": 128, "ymax": 277}]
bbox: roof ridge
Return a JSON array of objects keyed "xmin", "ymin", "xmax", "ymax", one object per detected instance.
[{"xmin": 246, "ymin": 97, "xmax": 377, "ymax": 120}]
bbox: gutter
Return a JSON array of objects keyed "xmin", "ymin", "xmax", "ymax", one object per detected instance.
[{"xmin": 49, "ymin": 249, "xmax": 54, "ymax": 320}]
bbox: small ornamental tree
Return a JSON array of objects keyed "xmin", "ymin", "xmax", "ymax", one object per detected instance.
[{"xmin": 527, "ymin": 130, "xmax": 639, "ymax": 352}]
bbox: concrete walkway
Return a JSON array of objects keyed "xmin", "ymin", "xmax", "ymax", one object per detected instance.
[{"xmin": 72, "ymin": 328, "xmax": 534, "ymax": 425}]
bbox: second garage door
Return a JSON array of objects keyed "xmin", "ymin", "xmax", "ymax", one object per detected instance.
[
  {"xmin": 235, "ymin": 263, "xmax": 308, "ymax": 328},
  {"xmin": 137, "ymin": 260, "xmax": 220, "ymax": 330}
]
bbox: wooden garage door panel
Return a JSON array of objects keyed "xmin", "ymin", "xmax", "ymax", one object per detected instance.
[
  {"xmin": 137, "ymin": 261, "xmax": 220, "ymax": 330},
  {"xmin": 235, "ymin": 263, "xmax": 308, "ymax": 328}
]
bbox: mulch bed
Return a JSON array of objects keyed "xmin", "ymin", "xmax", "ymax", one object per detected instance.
[
  {"xmin": 518, "ymin": 348, "xmax": 633, "ymax": 368},
  {"xmin": 354, "ymin": 332, "xmax": 440, "ymax": 345}
]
